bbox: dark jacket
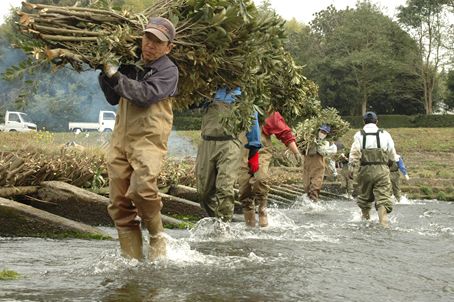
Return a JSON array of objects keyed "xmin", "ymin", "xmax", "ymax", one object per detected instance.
[{"xmin": 99, "ymin": 55, "xmax": 178, "ymax": 107}]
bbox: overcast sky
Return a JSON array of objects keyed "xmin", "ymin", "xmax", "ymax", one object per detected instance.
[{"xmin": 1, "ymin": 0, "xmax": 408, "ymax": 25}]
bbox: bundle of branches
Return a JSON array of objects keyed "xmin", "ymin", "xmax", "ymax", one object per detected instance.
[
  {"xmin": 14, "ymin": 0, "xmax": 320, "ymax": 133},
  {"xmin": 158, "ymin": 157, "xmax": 196, "ymax": 188},
  {"xmin": 294, "ymin": 108, "xmax": 351, "ymax": 154},
  {"xmin": 0, "ymin": 149, "xmax": 106, "ymax": 188},
  {"xmin": 0, "ymin": 147, "xmax": 197, "ymax": 189}
]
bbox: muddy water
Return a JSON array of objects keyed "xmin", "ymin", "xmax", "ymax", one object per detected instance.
[{"xmin": 1, "ymin": 198, "xmax": 453, "ymax": 302}]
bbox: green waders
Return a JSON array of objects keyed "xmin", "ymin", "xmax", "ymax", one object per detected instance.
[
  {"xmin": 356, "ymin": 130, "xmax": 393, "ymax": 216},
  {"xmin": 196, "ymin": 102, "xmax": 241, "ymax": 222}
]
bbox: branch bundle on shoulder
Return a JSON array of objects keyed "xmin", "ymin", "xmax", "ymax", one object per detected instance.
[
  {"xmin": 15, "ymin": 0, "xmax": 321, "ymax": 133},
  {"xmin": 294, "ymin": 108, "xmax": 350, "ymax": 153}
]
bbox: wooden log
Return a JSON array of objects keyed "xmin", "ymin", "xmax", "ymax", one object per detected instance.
[
  {"xmin": 37, "ymin": 181, "xmax": 112, "ymax": 226},
  {"xmin": 269, "ymin": 187, "xmax": 298, "ymax": 200},
  {"xmin": 268, "ymin": 193, "xmax": 295, "ymax": 205},
  {"xmin": 279, "ymin": 184, "xmax": 306, "ymax": 194},
  {"xmin": 0, "ymin": 186, "xmax": 39, "ymax": 197},
  {"xmin": 168, "ymin": 184, "xmax": 199, "ymax": 202},
  {"xmin": 160, "ymin": 192, "xmax": 206, "ymax": 218},
  {"xmin": 0, "ymin": 197, "xmax": 110, "ymax": 239},
  {"xmin": 272, "ymin": 185, "xmax": 303, "ymax": 196},
  {"xmin": 37, "ymin": 181, "xmax": 191, "ymax": 228}
]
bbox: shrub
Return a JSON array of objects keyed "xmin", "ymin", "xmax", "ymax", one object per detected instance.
[
  {"xmin": 436, "ymin": 191, "xmax": 447, "ymax": 201},
  {"xmin": 420, "ymin": 186, "xmax": 433, "ymax": 196}
]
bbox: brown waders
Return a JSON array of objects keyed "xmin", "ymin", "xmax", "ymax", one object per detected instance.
[
  {"xmin": 107, "ymin": 97, "xmax": 173, "ymax": 260},
  {"xmin": 238, "ymin": 131, "xmax": 273, "ymax": 227},
  {"xmin": 356, "ymin": 130, "xmax": 393, "ymax": 227},
  {"xmin": 196, "ymin": 102, "xmax": 241, "ymax": 222},
  {"xmin": 303, "ymin": 146, "xmax": 325, "ymax": 202}
]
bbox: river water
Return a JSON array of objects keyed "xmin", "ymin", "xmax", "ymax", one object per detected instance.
[{"xmin": 1, "ymin": 197, "xmax": 453, "ymax": 302}]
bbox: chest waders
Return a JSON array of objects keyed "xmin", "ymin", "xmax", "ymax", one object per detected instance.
[
  {"xmin": 302, "ymin": 141, "xmax": 325, "ymax": 202},
  {"xmin": 238, "ymin": 129, "xmax": 273, "ymax": 227},
  {"xmin": 357, "ymin": 130, "xmax": 393, "ymax": 226},
  {"xmin": 107, "ymin": 96, "xmax": 173, "ymax": 261},
  {"xmin": 196, "ymin": 102, "xmax": 241, "ymax": 222}
]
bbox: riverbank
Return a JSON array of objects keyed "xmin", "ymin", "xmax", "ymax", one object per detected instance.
[{"xmin": 1, "ymin": 128, "xmax": 453, "ymax": 201}]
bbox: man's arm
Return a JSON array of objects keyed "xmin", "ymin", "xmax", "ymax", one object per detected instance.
[
  {"xmin": 262, "ymin": 112, "xmax": 295, "ymax": 146},
  {"xmin": 98, "ymin": 73, "xmax": 121, "ymax": 105},
  {"xmin": 348, "ymin": 133, "xmax": 362, "ymax": 172},
  {"xmin": 110, "ymin": 65, "xmax": 178, "ymax": 107},
  {"xmin": 385, "ymin": 132, "xmax": 399, "ymax": 161}
]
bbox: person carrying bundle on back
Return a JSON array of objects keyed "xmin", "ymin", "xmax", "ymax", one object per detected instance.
[{"xmin": 98, "ymin": 17, "xmax": 178, "ymax": 261}]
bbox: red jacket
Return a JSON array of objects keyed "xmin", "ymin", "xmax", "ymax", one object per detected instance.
[{"xmin": 262, "ymin": 112, "xmax": 295, "ymax": 146}]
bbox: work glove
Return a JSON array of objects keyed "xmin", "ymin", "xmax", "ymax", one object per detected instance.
[
  {"xmin": 404, "ymin": 174, "xmax": 410, "ymax": 181},
  {"xmin": 103, "ymin": 63, "xmax": 119, "ymax": 78},
  {"xmin": 294, "ymin": 152, "xmax": 303, "ymax": 167},
  {"xmin": 248, "ymin": 151, "xmax": 260, "ymax": 175}
]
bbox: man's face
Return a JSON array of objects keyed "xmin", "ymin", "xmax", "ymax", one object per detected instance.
[{"xmin": 141, "ymin": 32, "xmax": 173, "ymax": 62}]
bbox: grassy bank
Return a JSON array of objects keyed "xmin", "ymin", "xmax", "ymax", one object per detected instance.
[{"xmin": 1, "ymin": 128, "xmax": 453, "ymax": 200}]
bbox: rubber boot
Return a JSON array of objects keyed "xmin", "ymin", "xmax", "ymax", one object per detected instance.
[
  {"xmin": 361, "ymin": 208, "xmax": 370, "ymax": 220},
  {"xmin": 117, "ymin": 228, "xmax": 144, "ymax": 261},
  {"xmin": 377, "ymin": 206, "xmax": 389, "ymax": 228},
  {"xmin": 243, "ymin": 209, "xmax": 256, "ymax": 227},
  {"xmin": 142, "ymin": 213, "xmax": 167, "ymax": 261}
]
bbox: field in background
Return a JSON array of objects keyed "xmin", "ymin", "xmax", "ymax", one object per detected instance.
[{"xmin": 176, "ymin": 128, "xmax": 454, "ymax": 201}]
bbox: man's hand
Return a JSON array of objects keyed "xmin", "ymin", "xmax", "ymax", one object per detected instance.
[
  {"xmin": 294, "ymin": 152, "xmax": 303, "ymax": 167},
  {"xmin": 103, "ymin": 63, "xmax": 119, "ymax": 78},
  {"xmin": 404, "ymin": 174, "xmax": 410, "ymax": 181},
  {"xmin": 248, "ymin": 152, "xmax": 259, "ymax": 175}
]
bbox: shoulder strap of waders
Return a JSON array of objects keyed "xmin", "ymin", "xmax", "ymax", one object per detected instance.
[{"xmin": 361, "ymin": 129, "xmax": 383, "ymax": 149}]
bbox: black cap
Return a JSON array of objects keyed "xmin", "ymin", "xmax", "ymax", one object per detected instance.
[{"xmin": 363, "ymin": 111, "xmax": 377, "ymax": 123}]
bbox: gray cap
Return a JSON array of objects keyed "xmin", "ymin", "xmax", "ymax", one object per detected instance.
[
  {"xmin": 144, "ymin": 17, "xmax": 175, "ymax": 42},
  {"xmin": 363, "ymin": 111, "xmax": 377, "ymax": 123}
]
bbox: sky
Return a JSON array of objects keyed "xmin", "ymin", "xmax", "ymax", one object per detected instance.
[{"xmin": 1, "ymin": 0, "xmax": 408, "ymax": 25}]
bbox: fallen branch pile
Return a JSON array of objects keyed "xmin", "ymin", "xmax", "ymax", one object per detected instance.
[{"xmin": 0, "ymin": 148, "xmax": 196, "ymax": 189}]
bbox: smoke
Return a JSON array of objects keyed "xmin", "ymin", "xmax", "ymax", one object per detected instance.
[{"xmin": 0, "ymin": 36, "xmax": 115, "ymax": 131}]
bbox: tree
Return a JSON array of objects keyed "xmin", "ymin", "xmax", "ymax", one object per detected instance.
[
  {"xmin": 445, "ymin": 69, "xmax": 454, "ymax": 110},
  {"xmin": 398, "ymin": 0, "xmax": 454, "ymax": 114},
  {"xmin": 286, "ymin": 2, "xmax": 423, "ymax": 116}
]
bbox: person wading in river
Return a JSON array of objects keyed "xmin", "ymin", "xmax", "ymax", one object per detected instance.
[
  {"xmin": 98, "ymin": 17, "xmax": 178, "ymax": 261},
  {"xmin": 238, "ymin": 111, "xmax": 302, "ymax": 227},
  {"xmin": 389, "ymin": 154, "xmax": 410, "ymax": 202},
  {"xmin": 196, "ymin": 86, "xmax": 261, "ymax": 223},
  {"xmin": 302, "ymin": 124, "xmax": 337, "ymax": 202},
  {"xmin": 348, "ymin": 112, "xmax": 398, "ymax": 227}
]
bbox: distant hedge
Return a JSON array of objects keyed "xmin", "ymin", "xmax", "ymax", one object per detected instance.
[
  {"xmin": 173, "ymin": 110, "xmax": 203, "ymax": 130},
  {"xmin": 173, "ymin": 113, "xmax": 454, "ymax": 130},
  {"xmin": 342, "ymin": 114, "xmax": 454, "ymax": 128}
]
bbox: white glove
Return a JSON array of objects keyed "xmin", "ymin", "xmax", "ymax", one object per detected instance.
[
  {"xmin": 103, "ymin": 63, "xmax": 119, "ymax": 78},
  {"xmin": 404, "ymin": 174, "xmax": 410, "ymax": 181}
]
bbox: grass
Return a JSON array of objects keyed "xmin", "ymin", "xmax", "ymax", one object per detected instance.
[{"xmin": 0, "ymin": 269, "xmax": 20, "ymax": 281}]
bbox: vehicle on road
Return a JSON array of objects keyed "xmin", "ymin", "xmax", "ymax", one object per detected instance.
[
  {"xmin": 0, "ymin": 111, "xmax": 37, "ymax": 132},
  {"xmin": 68, "ymin": 110, "xmax": 116, "ymax": 132}
]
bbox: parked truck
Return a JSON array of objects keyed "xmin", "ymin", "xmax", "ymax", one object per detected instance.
[
  {"xmin": 68, "ymin": 110, "xmax": 116, "ymax": 132},
  {"xmin": 0, "ymin": 111, "xmax": 37, "ymax": 132}
]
